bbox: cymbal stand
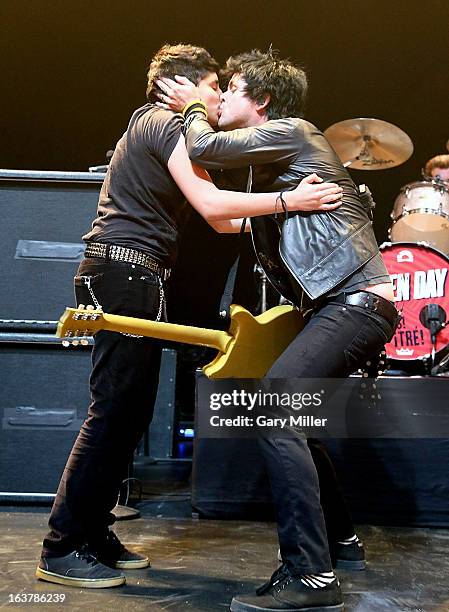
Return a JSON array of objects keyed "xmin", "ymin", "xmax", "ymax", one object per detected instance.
[{"xmin": 343, "ymin": 136, "xmax": 394, "ymax": 168}]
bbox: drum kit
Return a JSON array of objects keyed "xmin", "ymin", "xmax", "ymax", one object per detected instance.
[{"xmin": 325, "ymin": 118, "xmax": 449, "ymax": 373}]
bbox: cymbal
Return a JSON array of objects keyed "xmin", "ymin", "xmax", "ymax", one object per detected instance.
[{"xmin": 324, "ymin": 118, "xmax": 414, "ymax": 170}]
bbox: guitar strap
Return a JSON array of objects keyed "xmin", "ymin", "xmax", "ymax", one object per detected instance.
[
  {"xmin": 241, "ymin": 165, "xmax": 253, "ymax": 231},
  {"xmin": 219, "ymin": 167, "xmax": 253, "ymax": 319}
]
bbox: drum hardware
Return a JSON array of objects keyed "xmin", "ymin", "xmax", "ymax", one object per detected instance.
[
  {"xmin": 432, "ymin": 351, "xmax": 449, "ymax": 375},
  {"xmin": 390, "ymin": 207, "xmax": 448, "ymax": 220},
  {"xmin": 421, "ymin": 168, "xmax": 449, "ymax": 187},
  {"xmin": 324, "ymin": 117, "xmax": 413, "ymax": 170},
  {"xmin": 419, "ymin": 304, "xmax": 447, "ymax": 365},
  {"xmin": 341, "ymin": 134, "xmax": 382, "ymax": 168},
  {"xmin": 433, "ymin": 178, "xmax": 449, "ymax": 189},
  {"xmin": 255, "ymin": 264, "xmax": 268, "ymax": 313},
  {"xmin": 393, "ymin": 208, "xmax": 448, "ymax": 219}
]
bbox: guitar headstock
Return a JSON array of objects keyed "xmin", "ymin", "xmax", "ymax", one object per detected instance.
[{"xmin": 57, "ymin": 305, "xmax": 105, "ymax": 346}]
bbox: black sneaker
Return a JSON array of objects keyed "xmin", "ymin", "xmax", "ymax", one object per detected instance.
[
  {"xmin": 36, "ymin": 549, "xmax": 125, "ymax": 588},
  {"xmin": 94, "ymin": 530, "xmax": 150, "ymax": 570},
  {"xmin": 230, "ymin": 564, "xmax": 344, "ymax": 612},
  {"xmin": 331, "ymin": 539, "xmax": 366, "ymax": 571}
]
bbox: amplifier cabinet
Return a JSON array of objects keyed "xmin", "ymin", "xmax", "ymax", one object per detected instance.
[
  {"xmin": 0, "ymin": 170, "xmax": 104, "ymax": 321},
  {"xmin": 0, "ymin": 333, "xmax": 176, "ymax": 499}
]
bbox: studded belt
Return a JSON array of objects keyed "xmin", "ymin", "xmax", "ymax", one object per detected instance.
[
  {"xmin": 329, "ymin": 290, "xmax": 398, "ymax": 323},
  {"xmin": 84, "ymin": 242, "xmax": 171, "ymax": 280}
]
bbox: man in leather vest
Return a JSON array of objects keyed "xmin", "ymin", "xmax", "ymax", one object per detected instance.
[{"xmin": 157, "ymin": 49, "xmax": 400, "ymax": 612}]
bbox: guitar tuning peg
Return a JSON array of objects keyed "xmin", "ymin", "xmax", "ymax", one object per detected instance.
[
  {"xmin": 86, "ymin": 305, "xmax": 95, "ymax": 311},
  {"xmin": 62, "ymin": 340, "xmax": 70, "ymax": 348},
  {"xmin": 72, "ymin": 339, "xmax": 80, "ymax": 347},
  {"xmin": 78, "ymin": 304, "xmax": 85, "ymax": 310},
  {"xmin": 80, "ymin": 339, "xmax": 89, "ymax": 346}
]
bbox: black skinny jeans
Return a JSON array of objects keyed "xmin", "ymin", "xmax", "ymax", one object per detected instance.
[
  {"xmin": 42, "ymin": 258, "xmax": 165, "ymax": 557},
  {"xmin": 43, "ymin": 261, "xmax": 397, "ymax": 575},
  {"xmin": 260, "ymin": 296, "xmax": 398, "ymax": 574}
]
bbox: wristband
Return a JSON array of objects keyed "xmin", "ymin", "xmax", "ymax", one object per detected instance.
[
  {"xmin": 275, "ymin": 191, "xmax": 288, "ymax": 220},
  {"xmin": 182, "ymin": 99, "xmax": 208, "ymax": 119}
]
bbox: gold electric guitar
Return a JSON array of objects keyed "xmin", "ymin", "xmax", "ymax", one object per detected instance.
[{"xmin": 57, "ymin": 304, "xmax": 304, "ymax": 378}]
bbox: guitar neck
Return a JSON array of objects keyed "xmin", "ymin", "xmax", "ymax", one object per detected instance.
[{"xmin": 101, "ymin": 312, "xmax": 232, "ymax": 352}]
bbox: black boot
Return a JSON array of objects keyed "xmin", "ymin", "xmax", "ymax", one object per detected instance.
[{"xmin": 331, "ymin": 538, "xmax": 365, "ymax": 571}]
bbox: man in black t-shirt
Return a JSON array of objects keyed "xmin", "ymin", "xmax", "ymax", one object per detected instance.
[
  {"xmin": 36, "ymin": 44, "xmax": 343, "ymax": 590},
  {"xmin": 37, "ymin": 45, "xmax": 221, "ymax": 590}
]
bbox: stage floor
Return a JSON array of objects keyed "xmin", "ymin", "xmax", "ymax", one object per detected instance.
[{"xmin": 1, "ymin": 507, "xmax": 449, "ymax": 611}]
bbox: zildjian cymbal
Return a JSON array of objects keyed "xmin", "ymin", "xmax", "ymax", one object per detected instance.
[{"xmin": 324, "ymin": 118, "xmax": 414, "ymax": 170}]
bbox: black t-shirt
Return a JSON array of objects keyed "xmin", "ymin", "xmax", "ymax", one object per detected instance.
[{"xmin": 84, "ymin": 104, "xmax": 189, "ymax": 266}]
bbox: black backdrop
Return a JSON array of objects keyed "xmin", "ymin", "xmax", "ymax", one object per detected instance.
[
  {"xmin": 1, "ymin": 0, "xmax": 448, "ymax": 242},
  {"xmin": 2, "ymin": 1, "xmax": 449, "ymax": 519}
]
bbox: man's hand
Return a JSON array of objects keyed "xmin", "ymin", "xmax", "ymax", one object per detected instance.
[
  {"xmin": 285, "ymin": 174, "xmax": 343, "ymax": 212},
  {"xmin": 156, "ymin": 76, "xmax": 199, "ymax": 112}
]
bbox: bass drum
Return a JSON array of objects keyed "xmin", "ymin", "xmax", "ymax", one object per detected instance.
[
  {"xmin": 381, "ymin": 242, "xmax": 449, "ymax": 363},
  {"xmin": 389, "ymin": 181, "xmax": 449, "ymax": 255}
]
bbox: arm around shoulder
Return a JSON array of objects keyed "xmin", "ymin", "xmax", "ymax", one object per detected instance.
[
  {"xmin": 185, "ymin": 114, "xmax": 300, "ymax": 169},
  {"xmin": 167, "ymin": 135, "xmax": 342, "ymax": 224}
]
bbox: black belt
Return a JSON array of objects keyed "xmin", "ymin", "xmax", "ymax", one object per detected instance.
[
  {"xmin": 328, "ymin": 290, "xmax": 398, "ymax": 322},
  {"xmin": 84, "ymin": 242, "xmax": 171, "ymax": 280}
]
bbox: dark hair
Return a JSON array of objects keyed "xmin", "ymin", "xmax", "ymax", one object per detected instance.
[
  {"xmin": 221, "ymin": 49, "xmax": 308, "ymax": 119},
  {"xmin": 146, "ymin": 43, "xmax": 219, "ymax": 102}
]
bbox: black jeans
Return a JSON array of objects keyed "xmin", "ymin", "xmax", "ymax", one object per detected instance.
[
  {"xmin": 42, "ymin": 258, "xmax": 165, "ymax": 557},
  {"xmin": 260, "ymin": 295, "xmax": 398, "ymax": 574}
]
